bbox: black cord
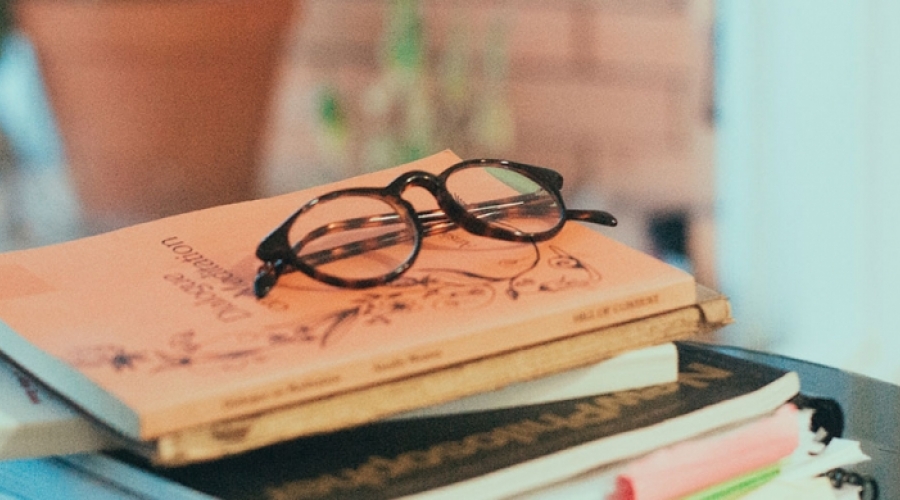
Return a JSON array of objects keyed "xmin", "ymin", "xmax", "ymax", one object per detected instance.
[
  {"xmin": 825, "ymin": 468, "xmax": 879, "ymax": 500},
  {"xmin": 790, "ymin": 396, "xmax": 877, "ymax": 499},
  {"xmin": 791, "ymin": 394, "xmax": 845, "ymax": 446}
]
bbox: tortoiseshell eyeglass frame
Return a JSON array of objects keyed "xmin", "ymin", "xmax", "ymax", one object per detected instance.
[{"xmin": 253, "ymin": 159, "xmax": 618, "ymax": 298}]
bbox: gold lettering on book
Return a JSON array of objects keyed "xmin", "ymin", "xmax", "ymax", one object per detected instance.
[
  {"xmin": 572, "ymin": 294, "xmax": 661, "ymax": 323},
  {"xmin": 210, "ymin": 422, "xmax": 252, "ymax": 442},
  {"xmin": 408, "ymin": 350, "xmax": 441, "ymax": 363},
  {"xmin": 286, "ymin": 374, "xmax": 342, "ymax": 394},
  {"xmin": 373, "ymin": 358, "xmax": 405, "ymax": 372},
  {"xmin": 679, "ymin": 362, "xmax": 732, "ymax": 388},
  {"xmin": 222, "ymin": 392, "xmax": 268, "ymax": 410},
  {"xmin": 220, "ymin": 374, "xmax": 341, "ymax": 412},
  {"xmin": 373, "ymin": 350, "xmax": 444, "ymax": 372},
  {"xmin": 269, "ymin": 364, "xmax": 732, "ymax": 499}
]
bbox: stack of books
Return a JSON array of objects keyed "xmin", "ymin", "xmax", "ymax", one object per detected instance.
[{"xmin": 0, "ymin": 152, "xmax": 872, "ymax": 499}]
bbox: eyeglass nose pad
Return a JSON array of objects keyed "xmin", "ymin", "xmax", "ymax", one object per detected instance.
[{"xmin": 254, "ymin": 262, "xmax": 280, "ymax": 298}]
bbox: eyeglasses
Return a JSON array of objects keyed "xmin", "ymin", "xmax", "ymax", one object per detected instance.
[{"xmin": 253, "ymin": 159, "xmax": 617, "ymax": 298}]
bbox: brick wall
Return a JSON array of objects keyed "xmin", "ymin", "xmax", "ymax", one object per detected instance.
[{"xmin": 262, "ymin": 0, "xmax": 716, "ymax": 285}]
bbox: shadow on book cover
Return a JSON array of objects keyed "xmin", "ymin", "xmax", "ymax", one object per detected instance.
[{"xmin": 128, "ymin": 344, "xmax": 798, "ymax": 500}]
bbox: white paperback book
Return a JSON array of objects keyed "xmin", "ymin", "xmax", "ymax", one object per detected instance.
[
  {"xmin": 0, "ymin": 355, "xmax": 115, "ymax": 460},
  {"xmin": 0, "ymin": 344, "xmax": 676, "ymax": 461},
  {"xmin": 392, "ymin": 343, "xmax": 678, "ymax": 419}
]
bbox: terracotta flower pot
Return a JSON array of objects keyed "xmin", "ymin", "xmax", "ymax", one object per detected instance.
[{"xmin": 15, "ymin": 0, "xmax": 298, "ymax": 232}]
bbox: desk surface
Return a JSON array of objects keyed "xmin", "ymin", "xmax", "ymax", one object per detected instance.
[{"xmin": 710, "ymin": 344, "xmax": 899, "ymax": 499}]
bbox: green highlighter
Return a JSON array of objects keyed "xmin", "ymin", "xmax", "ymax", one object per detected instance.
[{"xmin": 681, "ymin": 463, "xmax": 781, "ymax": 500}]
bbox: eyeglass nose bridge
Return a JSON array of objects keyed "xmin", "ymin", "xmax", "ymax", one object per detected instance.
[
  {"xmin": 385, "ymin": 170, "xmax": 445, "ymax": 197},
  {"xmin": 385, "ymin": 169, "xmax": 488, "ymax": 237}
]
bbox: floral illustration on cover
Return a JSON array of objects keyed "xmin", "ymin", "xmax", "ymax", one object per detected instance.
[{"xmin": 68, "ymin": 242, "xmax": 601, "ymax": 374}]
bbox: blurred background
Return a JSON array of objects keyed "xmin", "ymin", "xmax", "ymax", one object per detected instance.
[{"xmin": 1, "ymin": 0, "xmax": 898, "ymax": 383}]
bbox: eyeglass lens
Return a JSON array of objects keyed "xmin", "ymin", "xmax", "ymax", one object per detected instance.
[
  {"xmin": 445, "ymin": 165, "xmax": 563, "ymax": 234},
  {"xmin": 287, "ymin": 195, "xmax": 417, "ymax": 282}
]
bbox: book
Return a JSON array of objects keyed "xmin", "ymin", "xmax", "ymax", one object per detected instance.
[
  {"xmin": 674, "ymin": 409, "xmax": 872, "ymax": 500},
  {"xmin": 0, "ymin": 150, "xmax": 697, "ymax": 465},
  {"xmin": 390, "ymin": 342, "xmax": 679, "ymax": 419},
  {"xmin": 609, "ymin": 403, "xmax": 801, "ymax": 500},
  {"xmin": 129, "ymin": 285, "xmax": 727, "ymax": 466},
  {"xmin": 0, "ymin": 353, "xmax": 114, "ymax": 460},
  {"xmin": 119, "ymin": 343, "xmax": 801, "ymax": 500},
  {"xmin": 0, "ymin": 342, "xmax": 676, "ymax": 462},
  {"xmin": 0, "ymin": 435, "xmax": 866, "ymax": 500},
  {"xmin": 0, "ymin": 453, "xmax": 216, "ymax": 500},
  {"xmin": 518, "ymin": 405, "xmax": 870, "ymax": 500}
]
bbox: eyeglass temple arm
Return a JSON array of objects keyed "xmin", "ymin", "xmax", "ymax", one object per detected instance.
[
  {"xmin": 566, "ymin": 209, "xmax": 618, "ymax": 227},
  {"xmin": 292, "ymin": 202, "xmax": 513, "ymax": 268},
  {"xmin": 294, "ymin": 203, "xmax": 615, "ymax": 272},
  {"xmin": 291, "ymin": 192, "xmax": 550, "ymax": 250},
  {"xmin": 295, "ymin": 221, "xmax": 452, "ymax": 269},
  {"xmin": 261, "ymin": 198, "xmax": 614, "ymax": 285},
  {"xmin": 288, "ymin": 194, "xmax": 555, "ymax": 269}
]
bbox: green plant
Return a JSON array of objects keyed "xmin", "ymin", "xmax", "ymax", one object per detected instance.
[{"xmin": 314, "ymin": 0, "xmax": 514, "ymax": 175}]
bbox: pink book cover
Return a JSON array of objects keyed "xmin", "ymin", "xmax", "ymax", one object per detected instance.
[
  {"xmin": 610, "ymin": 404, "xmax": 801, "ymax": 500},
  {"xmin": 0, "ymin": 151, "xmax": 695, "ymax": 441}
]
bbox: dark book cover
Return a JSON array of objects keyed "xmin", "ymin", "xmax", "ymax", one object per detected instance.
[{"xmin": 127, "ymin": 343, "xmax": 799, "ymax": 500}]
